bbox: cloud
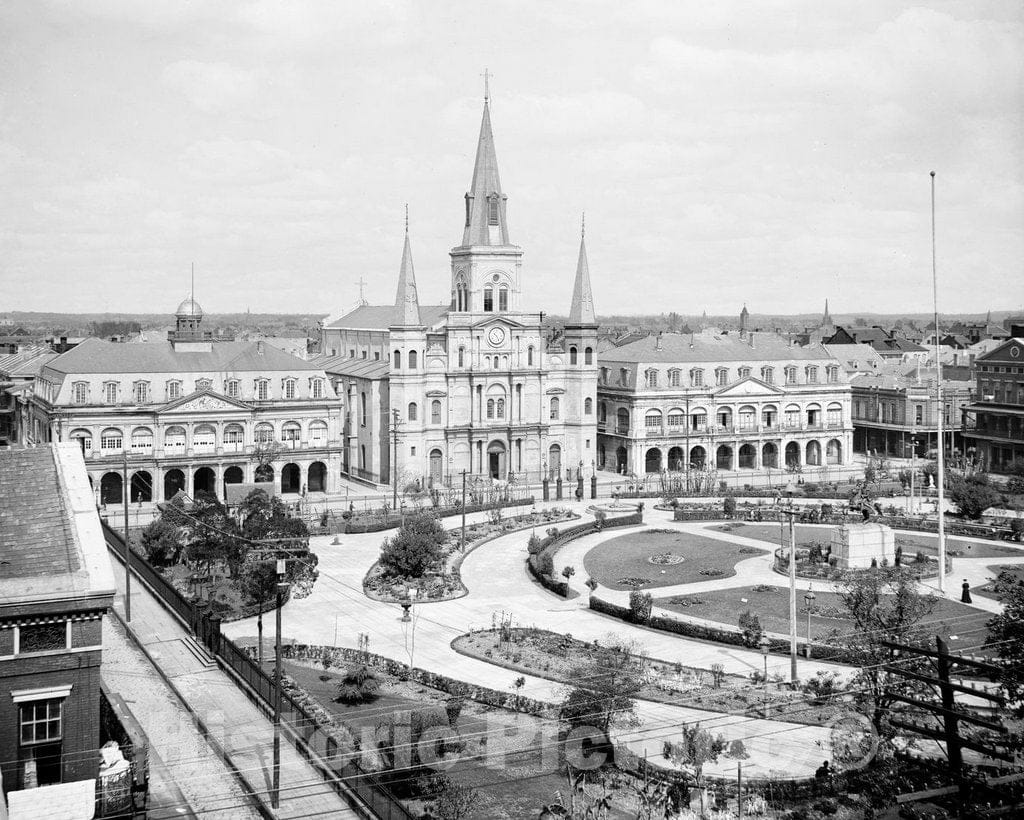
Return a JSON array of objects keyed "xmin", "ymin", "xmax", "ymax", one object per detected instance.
[
  {"xmin": 161, "ymin": 60, "xmax": 258, "ymax": 112},
  {"xmin": 178, "ymin": 138, "xmax": 293, "ymax": 184}
]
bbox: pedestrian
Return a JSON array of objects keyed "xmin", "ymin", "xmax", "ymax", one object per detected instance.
[{"xmin": 961, "ymin": 579, "xmax": 972, "ymax": 604}]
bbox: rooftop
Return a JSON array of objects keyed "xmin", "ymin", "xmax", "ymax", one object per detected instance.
[
  {"xmin": 325, "ymin": 304, "xmax": 448, "ymax": 331},
  {"xmin": 601, "ymin": 332, "xmax": 836, "ymax": 365},
  {"xmin": 313, "ymin": 353, "xmax": 390, "ymax": 379},
  {"xmin": 0, "ymin": 443, "xmax": 116, "ymax": 607},
  {"xmin": 42, "ymin": 336, "xmax": 324, "ymax": 376}
]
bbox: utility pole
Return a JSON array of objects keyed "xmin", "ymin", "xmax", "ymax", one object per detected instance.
[
  {"xmin": 787, "ymin": 504, "xmax": 797, "ymax": 682},
  {"xmin": 391, "ymin": 408, "xmax": 400, "ymax": 511},
  {"xmin": 122, "ymin": 451, "xmax": 132, "ymax": 622},
  {"xmin": 460, "ymin": 470, "xmax": 467, "ymax": 552},
  {"xmin": 272, "ymin": 558, "xmax": 287, "ymax": 809},
  {"xmin": 883, "ymin": 635, "xmax": 1011, "ymax": 805},
  {"xmin": 931, "ymin": 171, "xmax": 947, "ymax": 594}
]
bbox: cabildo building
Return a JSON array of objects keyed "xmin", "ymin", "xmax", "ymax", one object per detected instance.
[
  {"xmin": 596, "ymin": 320, "xmax": 857, "ymax": 488},
  {"xmin": 26, "ymin": 299, "xmax": 343, "ymax": 516}
]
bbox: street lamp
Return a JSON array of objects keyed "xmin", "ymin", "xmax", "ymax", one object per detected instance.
[
  {"xmin": 759, "ymin": 635, "xmax": 771, "ymax": 716},
  {"xmin": 783, "ymin": 481, "xmax": 798, "ymax": 683},
  {"xmin": 272, "ymin": 558, "xmax": 288, "ymax": 809},
  {"xmin": 803, "ymin": 586, "xmax": 816, "ymax": 659}
]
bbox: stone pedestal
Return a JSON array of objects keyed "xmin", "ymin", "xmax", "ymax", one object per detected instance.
[{"xmin": 830, "ymin": 523, "xmax": 895, "ymax": 569}]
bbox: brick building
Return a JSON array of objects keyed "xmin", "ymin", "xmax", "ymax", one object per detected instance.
[
  {"xmin": 0, "ymin": 444, "xmax": 116, "ymax": 810},
  {"xmin": 963, "ymin": 337, "xmax": 1024, "ymax": 472}
]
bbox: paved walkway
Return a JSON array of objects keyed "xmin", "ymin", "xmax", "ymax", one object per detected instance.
[
  {"xmin": 111, "ymin": 556, "xmax": 361, "ymax": 819},
  {"xmin": 221, "ymin": 503, "xmax": 845, "ymax": 778},
  {"xmin": 102, "ymin": 616, "xmax": 257, "ymax": 820}
]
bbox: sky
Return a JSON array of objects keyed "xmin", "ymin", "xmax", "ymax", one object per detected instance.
[{"xmin": 1, "ymin": 1, "xmax": 1021, "ymax": 319}]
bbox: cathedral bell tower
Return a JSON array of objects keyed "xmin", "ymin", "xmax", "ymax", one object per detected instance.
[{"xmin": 450, "ymin": 87, "xmax": 523, "ymax": 317}]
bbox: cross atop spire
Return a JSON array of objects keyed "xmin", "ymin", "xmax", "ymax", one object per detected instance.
[
  {"xmin": 482, "ymin": 68, "xmax": 491, "ymax": 104},
  {"xmin": 568, "ymin": 225, "xmax": 596, "ymax": 326},
  {"xmin": 581, "ymin": 211, "xmax": 585, "ymax": 238},
  {"xmin": 404, "ymin": 202, "xmax": 409, "ymax": 234}
]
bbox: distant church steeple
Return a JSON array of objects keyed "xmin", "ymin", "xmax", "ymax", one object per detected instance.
[
  {"xmin": 393, "ymin": 207, "xmax": 421, "ymax": 327},
  {"xmin": 568, "ymin": 214, "xmax": 596, "ymax": 326},
  {"xmin": 739, "ymin": 304, "xmax": 749, "ymax": 337}
]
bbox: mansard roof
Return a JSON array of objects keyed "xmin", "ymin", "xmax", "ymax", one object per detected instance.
[
  {"xmin": 41, "ymin": 336, "xmax": 322, "ymax": 376},
  {"xmin": 601, "ymin": 332, "xmax": 837, "ymax": 365}
]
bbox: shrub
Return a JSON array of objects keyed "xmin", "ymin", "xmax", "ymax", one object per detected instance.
[
  {"xmin": 947, "ymin": 473, "xmax": 1001, "ymax": 519},
  {"xmin": 561, "ymin": 565, "xmax": 575, "ymax": 580},
  {"xmin": 526, "ymin": 533, "xmax": 543, "ymax": 555},
  {"xmin": 538, "ymin": 552, "xmax": 554, "ymax": 576},
  {"xmin": 629, "ymin": 589, "xmax": 653, "ymax": 624},
  {"xmin": 335, "ymin": 665, "xmax": 380, "ymax": 704},
  {"xmin": 738, "ymin": 610, "xmax": 763, "ymax": 647},
  {"xmin": 723, "ymin": 494, "xmax": 737, "ymax": 517},
  {"xmin": 802, "ymin": 670, "xmax": 840, "ymax": 705},
  {"xmin": 378, "ymin": 512, "xmax": 447, "ymax": 578}
]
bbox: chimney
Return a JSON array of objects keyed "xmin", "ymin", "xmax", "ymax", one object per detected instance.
[{"xmin": 257, "ymin": 340, "xmax": 264, "ymax": 355}]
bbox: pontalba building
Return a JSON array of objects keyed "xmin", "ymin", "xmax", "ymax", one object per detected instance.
[
  {"xmin": 319, "ymin": 94, "xmax": 598, "ymax": 486},
  {"xmin": 597, "ymin": 317, "xmax": 856, "ymax": 488},
  {"xmin": 26, "ymin": 299, "xmax": 343, "ymax": 514}
]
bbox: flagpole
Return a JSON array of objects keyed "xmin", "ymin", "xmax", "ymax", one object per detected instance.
[{"xmin": 931, "ymin": 171, "xmax": 946, "ymax": 594}]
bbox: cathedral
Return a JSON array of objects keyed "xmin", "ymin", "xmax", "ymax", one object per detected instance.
[{"xmin": 320, "ymin": 94, "xmax": 598, "ymax": 486}]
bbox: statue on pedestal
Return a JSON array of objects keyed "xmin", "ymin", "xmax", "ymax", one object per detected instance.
[{"xmin": 850, "ymin": 482, "xmax": 881, "ymax": 522}]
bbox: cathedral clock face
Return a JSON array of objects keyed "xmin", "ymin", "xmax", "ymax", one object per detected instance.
[{"xmin": 487, "ymin": 326, "xmax": 506, "ymax": 347}]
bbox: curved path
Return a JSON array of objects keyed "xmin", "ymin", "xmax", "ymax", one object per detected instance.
[{"xmin": 220, "ymin": 503, "xmax": 1011, "ymax": 779}]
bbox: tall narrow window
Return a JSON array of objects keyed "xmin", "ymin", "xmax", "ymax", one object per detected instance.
[
  {"xmin": 360, "ymin": 392, "xmax": 367, "ymax": 426},
  {"xmin": 283, "ymin": 379, "xmax": 296, "ymax": 399},
  {"xmin": 256, "ymin": 379, "xmax": 269, "ymax": 400},
  {"xmin": 549, "ymin": 397, "xmax": 560, "ymax": 420},
  {"xmin": 103, "ymin": 382, "xmax": 118, "ymax": 404},
  {"xmin": 458, "ymin": 346, "xmax": 465, "ymax": 367},
  {"xmin": 431, "ymin": 400, "xmax": 442, "ymax": 423},
  {"xmin": 487, "ymin": 196, "xmax": 499, "ymax": 225},
  {"xmin": 570, "ymin": 347, "xmax": 578, "ymax": 365},
  {"xmin": 73, "ymin": 382, "xmax": 88, "ymax": 404},
  {"xmin": 226, "ymin": 379, "xmax": 240, "ymax": 398},
  {"xmin": 484, "ymin": 287, "xmax": 494, "ymax": 312},
  {"xmin": 498, "ymin": 286, "xmax": 508, "ymax": 311},
  {"xmin": 394, "ymin": 350, "xmax": 401, "ymax": 370},
  {"xmin": 311, "ymin": 379, "xmax": 324, "ymax": 399},
  {"xmin": 487, "ymin": 399, "xmax": 495, "ymax": 419},
  {"xmin": 496, "ymin": 398, "xmax": 505, "ymax": 418},
  {"xmin": 133, "ymin": 381, "xmax": 149, "ymax": 404},
  {"xmin": 409, "ymin": 350, "xmax": 418, "ymax": 369},
  {"xmin": 408, "ymin": 402, "xmax": 418, "ymax": 421},
  {"xmin": 584, "ymin": 397, "xmax": 593, "ymax": 415},
  {"xmin": 527, "ymin": 346, "xmax": 534, "ymax": 366},
  {"xmin": 585, "ymin": 347, "xmax": 593, "ymax": 365}
]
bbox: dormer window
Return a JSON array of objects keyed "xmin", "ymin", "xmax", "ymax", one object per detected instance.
[
  {"xmin": 738, "ymin": 366, "xmax": 751, "ymax": 379},
  {"xmin": 196, "ymin": 378, "xmax": 212, "ymax": 392},
  {"xmin": 133, "ymin": 381, "xmax": 150, "ymax": 404},
  {"xmin": 72, "ymin": 382, "xmax": 89, "ymax": 404},
  {"xmin": 645, "ymin": 368, "xmax": 658, "ymax": 388},
  {"xmin": 255, "ymin": 379, "xmax": 269, "ymax": 400},
  {"xmin": 668, "ymin": 368, "xmax": 681, "ymax": 387},
  {"xmin": 784, "ymin": 366, "xmax": 797, "ymax": 385},
  {"xmin": 487, "ymin": 195, "xmax": 500, "ymax": 226},
  {"xmin": 311, "ymin": 378, "xmax": 324, "ymax": 399},
  {"xmin": 715, "ymin": 367, "xmax": 729, "ymax": 386},
  {"xmin": 826, "ymin": 365, "xmax": 839, "ymax": 384},
  {"xmin": 761, "ymin": 366, "xmax": 775, "ymax": 384},
  {"xmin": 805, "ymin": 366, "xmax": 819, "ymax": 384},
  {"xmin": 690, "ymin": 368, "xmax": 704, "ymax": 387},
  {"xmin": 620, "ymin": 368, "xmax": 629, "ymax": 386},
  {"xmin": 226, "ymin": 379, "xmax": 240, "ymax": 398},
  {"xmin": 103, "ymin": 382, "xmax": 119, "ymax": 404},
  {"xmin": 167, "ymin": 380, "xmax": 181, "ymax": 400}
]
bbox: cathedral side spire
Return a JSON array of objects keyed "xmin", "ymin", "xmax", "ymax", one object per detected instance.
[
  {"xmin": 568, "ymin": 220, "xmax": 596, "ymax": 325},
  {"xmin": 394, "ymin": 225, "xmax": 421, "ymax": 326},
  {"xmin": 462, "ymin": 94, "xmax": 509, "ymax": 246}
]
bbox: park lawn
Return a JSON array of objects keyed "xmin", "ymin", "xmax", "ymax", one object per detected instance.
[
  {"xmin": 284, "ymin": 661, "xmax": 635, "ymax": 820},
  {"xmin": 583, "ymin": 528, "xmax": 765, "ymax": 590},
  {"xmin": 708, "ymin": 522, "xmax": 1023, "ymax": 559},
  {"xmin": 974, "ymin": 564, "xmax": 1024, "ymax": 600},
  {"xmin": 653, "ymin": 586, "xmax": 993, "ymax": 652}
]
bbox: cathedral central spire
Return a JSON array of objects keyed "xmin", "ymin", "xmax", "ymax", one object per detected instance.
[{"xmin": 462, "ymin": 93, "xmax": 509, "ymax": 246}]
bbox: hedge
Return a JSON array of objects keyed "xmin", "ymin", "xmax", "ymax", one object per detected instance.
[
  {"xmin": 526, "ymin": 510, "xmax": 644, "ymax": 598},
  {"xmin": 278, "ymin": 643, "xmax": 555, "ymax": 717},
  {"xmin": 334, "ymin": 496, "xmax": 536, "ymax": 534},
  {"xmin": 587, "ymin": 595, "xmax": 855, "ymax": 664}
]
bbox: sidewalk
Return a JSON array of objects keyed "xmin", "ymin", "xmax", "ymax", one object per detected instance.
[
  {"xmin": 111, "ymin": 557, "xmax": 361, "ymax": 819},
  {"xmin": 102, "ymin": 616, "xmax": 258, "ymax": 820}
]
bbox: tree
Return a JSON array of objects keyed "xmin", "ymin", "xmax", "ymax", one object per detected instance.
[
  {"xmin": 986, "ymin": 570, "xmax": 1024, "ymax": 739},
  {"xmin": 738, "ymin": 610, "xmax": 763, "ymax": 648},
  {"xmin": 665, "ymin": 722, "xmax": 726, "ymax": 817},
  {"xmin": 183, "ymin": 492, "xmax": 244, "ymax": 580},
  {"xmin": 335, "ymin": 665, "xmax": 381, "ymax": 704},
  {"xmin": 379, "ymin": 511, "xmax": 447, "ymax": 578},
  {"xmin": 560, "ymin": 639, "xmax": 642, "ymax": 737},
  {"xmin": 561, "ymin": 565, "xmax": 576, "ymax": 581},
  {"xmin": 139, "ymin": 513, "xmax": 184, "ymax": 566},
  {"xmin": 947, "ymin": 473, "xmax": 1001, "ymax": 519},
  {"xmin": 238, "ymin": 488, "xmax": 318, "ymax": 597},
  {"xmin": 827, "ymin": 566, "xmax": 937, "ymax": 732},
  {"xmin": 723, "ymin": 494, "xmax": 737, "ymax": 517}
]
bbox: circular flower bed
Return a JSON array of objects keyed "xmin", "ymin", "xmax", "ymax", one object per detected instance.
[{"xmin": 647, "ymin": 552, "xmax": 685, "ymax": 565}]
